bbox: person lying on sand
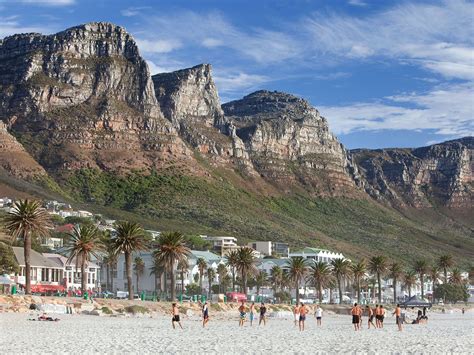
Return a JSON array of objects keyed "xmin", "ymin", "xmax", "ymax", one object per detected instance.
[
  {"xmin": 171, "ymin": 303, "xmax": 183, "ymax": 329},
  {"xmin": 32, "ymin": 313, "xmax": 59, "ymax": 322}
]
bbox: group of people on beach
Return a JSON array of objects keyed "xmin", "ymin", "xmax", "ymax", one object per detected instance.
[{"xmin": 351, "ymin": 303, "xmax": 404, "ymax": 331}]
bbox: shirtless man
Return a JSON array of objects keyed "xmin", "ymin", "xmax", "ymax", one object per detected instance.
[
  {"xmin": 358, "ymin": 304, "xmax": 363, "ymax": 329},
  {"xmin": 202, "ymin": 301, "xmax": 209, "ymax": 328},
  {"xmin": 351, "ymin": 303, "xmax": 360, "ymax": 331},
  {"xmin": 392, "ymin": 304, "xmax": 402, "ymax": 331},
  {"xmin": 379, "ymin": 305, "xmax": 385, "ymax": 328},
  {"xmin": 249, "ymin": 302, "xmax": 255, "ymax": 326},
  {"xmin": 366, "ymin": 305, "xmax": 376, "ymax": 329},
  {"xmin": 171, "ymin": 303, "xmax": 183, "ymax": 329},
  {"xmin": 374, "ymin": 304, "xmax": 380, "ymax": 328},
  {"xmin": 238, "ymin": 301, "xmax": 246, "ymax": 327},
  {"xmin": 298, "ymin": 302, "xmax": 308, "ymax": 331},
  {"xmin": 259, "ymin": 302, "xmax": 267, "ymax": 326},
  {"xmin": 293, "ymin": 304, "xmax": 300, "ymax": 326}
]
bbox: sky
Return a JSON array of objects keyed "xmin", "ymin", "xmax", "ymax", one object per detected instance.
[{"xmin": 0, "ymin": 0, "xmax": 472, "ymax": 149}]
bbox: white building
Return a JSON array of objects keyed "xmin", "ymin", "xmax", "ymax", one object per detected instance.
[
  {"xmin": 248, "ymin": 241, "xmax": 289, "ymax": 257},
  {"xmin": 289, "ymin": 247, "xmax": 345, "ymax": 263},
  {"xmin": 201, "ymin": 236, "xmax": 238, "ymax": 256}
]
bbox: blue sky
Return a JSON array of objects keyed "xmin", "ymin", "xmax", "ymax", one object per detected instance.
[{"xmin": 0, "ymin": 0, "xmax": 472, "ymax": 149}]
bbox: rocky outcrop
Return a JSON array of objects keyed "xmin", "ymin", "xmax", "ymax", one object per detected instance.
[
  {"xmin": 222, "ymin": 91, "xmax": 363, "ymax": 194},
  {"xmin": 0, "ymin": 22, "xmax": 193, "ymax": 174},
  {"xmin": 352, "ymin": 137, "xmax": 473, "ymax": 208}
]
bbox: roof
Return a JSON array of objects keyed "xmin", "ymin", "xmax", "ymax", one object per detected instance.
[
  {"xmin": 54, "ymin": 224, "xmax": 74, "ymax": 233},
  {"xmin": 43, "ymin": 253, "xmax": 100, "ymax": 269},
  {"xmin": 12, "ymin": 247, "xmax": 62, "ymax": 269},
  {"xmin": 190, "ymin": 250, "xmax": 222, "ymax": 263},
  {"xmin": 291, "ymin": 247, "xmax": 326, "ymax": 254},
  {"xmin": 256, "ymin": 258, "xmax": 289, "ymax": 267}
]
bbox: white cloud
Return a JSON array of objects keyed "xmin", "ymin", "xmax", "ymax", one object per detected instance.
[
  {"xmin": 15, "ymin": 0, "xmax": 75, "ymax": 5},
  {"xmin": 348, "ymin": 0, "xmax": 367, "ymax": 7},
  {"xmin": 0, "ymin": 16, "xmax": 52, "ymax": 38},
  {"xmin": 213, "ymin": 71, "xmax": 269, "ymax": 94},
  {"xmin": 121, "ymin": 6, "xmax": 150, "ymax": 17},
  {"xmin": 146, "ymin": 60, "xmax": 184, "ymax": 75},
  {"xmin": 319, "ymin": 83, "xmax": 474, "ymax": 137},
  {"xmin": 202, "ymin": 38, "xmax": 223, "ymax": 48},
  {"xmin": 136, "ymin": 39, "xmax": 182, "ymax": 54}
]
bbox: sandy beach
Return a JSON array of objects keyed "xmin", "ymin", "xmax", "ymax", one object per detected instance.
[{"xmin": 1, "ymin": 310, "xmax": 472, "ymax": 354}]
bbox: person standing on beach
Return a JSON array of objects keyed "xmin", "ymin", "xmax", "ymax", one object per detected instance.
[
  {"xmin": 238, "ymin": 301, "xmax": 247, "ymax": 327},
  {"xmin": 379, "ymin": 305, "xmax": 385, "ymax": 328},
  {"xmin": 249, "ymin": 302, "xmax": 255, "ymax": 326},
  {"xmin": 366, "ymin": 305, "xmax": 376, "ymax": 329},
  {"xmin": 171, "ymin": 303, "xmax": 183, "ymax": 329},
  {"xmin": 293, "ymin": 304, "xmax": 300, "ymax": 326},
  {"xmin": 298, "ymin": 302, "xmax": 308, "ymax": 331},
  {"xmin": 259, "ymin": 303, "xmax": 267, "ymax": 326},
  {"xmin": 351, "ymin": 303, "xmax": 360, "ymax": 331},
  {"xmin": 202, "ymin": 301, "xmax": 209, "ymax": 328},
  {"xmin": 374, "ymin": 305, "xmax": 380, "ymax": 328},
  {"xmin": 314, "ymin": 305, "xmax": 322, "ymax": 326},
  {"xmin": 392, "ymin": 304, "xmax": 403, "ymax": 331},
  {"xmin": 358, "ymin": 304, "xmax": 363, "ymax": 329}
]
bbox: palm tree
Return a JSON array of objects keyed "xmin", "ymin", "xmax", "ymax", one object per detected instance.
[
  {"xmin": 404, "ymin": 270, "xmax": 417, "ymax": 298},
  {"xmin": 351, "ymin": 259, "xmax": 367, "ymax": 304},
  {"xmin": 331, "ymin": 258, "xmax": 352, "ymax": 304},
  {"xmin": 102, "ymin": 233, "xmax": 118, "ymax": 293},
  {"xmin": 286, "ymin": 257, "xmax": 308, "ymax": 304},
  {"xmin": 64, "ymin": 224, "xmax": 104, "ymax": 296},
  {"xmin": 217, "ymin": 263, "xmax": 228, "ymax": 293},
  {"xmin": 368, "ymin": 277, "xmax": 377, "ymax": 300},
  {"xmin": 196, "ymin": 258, "xmax": 207, "ymax": 293},
  {"xmin": 206, "ymin": 267, "xmax": 215, "ymax": 297},
  {"xmin": 177, "ymin": 258, "xmax": 189, "ymax": 297},
  {"xmin": 369, "ymin": 256, "xmax": 388, "ymax": 303},
  {"xmin": 413, "ymin": 259, "xmax": 429, "ymax": 299},
  {"xmin": 388, "ymin": 262, "xmax": 403, "ymax": 304},
  {"xmin": 428, "ymin": 265, "xmax": 440, "ymax": 295},
  {"xmin": 255, "ymin": 270, "xmax": 267, "ymax": 296},
  {"xmin": 225, "ymin": 250, "xmax": 239, "ymax": 291},
  {"xmin": 149, "ymin": 257, "xmax": 164, "ymax": 294},
  {"xmin": 3, "ymin": 199, "xmax": 51, "ymax": 294},
  {"xmin": 308, "ymin": 261, "xmax": 333, "ymax": 303},
  {"xmin": 113, "ymin": 221, "xmax": 150, "ymax": 300},
  {"xmin": 235, "ymin": 247, "xmax": 257, "ymax": 295},
  {"xmin": 438, "ymin": 255, "xmax": 454, "ymax": 284},
  {"xmin": 449, "ymin": 268, "xmax": 463, "ymax": 285},
  {"xmin": 133, "ymin": 257, "xmax": 145, "ymax": 293},
  {"xmin": 270, "ymin": 265, "xmax": 284, "ymax": 293},
  {"xmin": 154, "ymin": 232, "xmax": 190, "ymax": 301}
]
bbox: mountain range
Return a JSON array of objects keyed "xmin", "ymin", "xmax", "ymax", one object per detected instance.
[{"xmin": 0, "ymin": 23, "xmax": 472, "ymax": 265}]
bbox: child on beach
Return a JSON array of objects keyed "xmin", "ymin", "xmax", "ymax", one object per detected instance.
[
  {"xmin": 249, "ymin": 302, "xmax": 255, "ymax": 326},
  {"xmin": 259, "ymin": 303, "xmax": 267, "ymax": 326},
  {"xmin": 202, "ymin": 302, "xmax": 209, "ymax": 328},
  {"xmin": 238, "ymin": 301, "xmax": 247, "ymax": 327},
  {"xmin": 171, "ymin": 303, "xmax": 183, "ymax": 329},
  {"xmin": 351, "ymin": 303, "xmax": 360, "ymax": 331},
  {"xmin": 392, "ymin": 304, "xmax": 402, "ymax": 331},
  {"xmin": 298, "ymin": 302, "xmax": 308, "ymax": 331},
  {"xmin": 314, "ymin": 305, "xmax": 322, "ymax": 326}
]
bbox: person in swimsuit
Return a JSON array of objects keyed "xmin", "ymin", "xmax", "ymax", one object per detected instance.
[
  {"xmin": 238, "ymin": 301, "xmax": 246, "ymax": 327},
  {"xmin": 314, "ymin": 305, "xmax": 322, "ymax": 326},
  {"xmin": 374, "ymin": 305, "xmax": 380, "ymax": 328},
  {"xmin": 366, "ymin": 305, "xmax": 376, "ymax": 329},
  {"xmin": 358, "ymin": 304, "xmax": 363, "ymax": 329},
  {"xmin": 298, "ymin": 302, "xmax": 308, "ymax": 331},
  {"xmin": 379, "ymin": 305, "xmax": 385, "ymax": 328},
  {"xmin": 293, "ymin": 304, "xmax": 300, "ymax": 326},
  {"xmin": 351, "ymin": 303, "xmax": 360, "ymax": 331},
  {"xmin": 171, "ymin": 303, "xmax": 183, "ymax": 329},
  {"xmin": 202, "ymin": 301, "xmax": 209, "ymax": 328},
  {"xmin": 392, "ymin": 304, "xmax": 402, "ymax": 331},
  {"xmin": 259, "ymin": 303, "xmax": 267, "ymax": 326},
  {"xmin": 249, "ymin": 302, "xmax": 255, "ymax": 326}
]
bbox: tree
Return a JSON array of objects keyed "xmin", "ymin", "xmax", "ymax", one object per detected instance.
[
  {"xmin": 286, "ymin": 257, "xmax": 308, "ymax": 304},
  {"xmin": 369, "ymin": 256, "xmax": 388, "ymax": 303},
  {"xmin": 206, "ymin": 267, "xmax": 215, "ymax": 297},
  {"xmin": 149, "ymin": 257, "xmax": 164, "ymax": 294},
  {"xmin": 270, "ymin": 265, "xmax": 284, "ymax": 293},
  {"xmin": 308, "ymin": 261, "xmax": 333, "ymax": 303},
  {"xmin": 196, "ymin": 258, "xmax": 207, "ymax": 293},
  {"xmin": 235, "ymin": 247, "xmax": 257, "ymax": 295},
  {"xmin": 255, "ymin": 270, "xmax": 268, "ymax": 295},
  {"xmin": 388, "ymin": 262, "xmax": 403, "ymax": 304},
  {"xmin": 404, "ymin": 270, "xmax": 417, "ymax": 298},
  {"xmin": 3, "ymin": 199, "xmax": 51, "ymax": 294},
  {"xmin": 428, "ymin": 265, "xmax": 440, "ymax": 294},
  {"xmin": 434, "ymin": 284, "xmax": 469, "ymax": 303},
  {"xmin": 113, "ymin": 221, "xmax": 150, "ymax": 300},
  {"xmin": 351, "ymin": 259, "xmax": 367, "ymax": 304},
  {"xmin": 0, "ymin": 242, "xmax": 19, "ymax": 274},
  {"xmin": 153, "ymin": 231, "xmax": 190, "ymax": 301},
  {"xmin": 177, "ymin": 258, "xmax": 189, "ymax": 297},
  {"xmin": 102, "ymin": 232, "xmax": 118, "ymax": 293},
  {"xmin": 133, "ymin": 257, "xmax": 145, "ymax": 293},
  {"xmin": 216, "ymin": 263, "xmax": 228, "ymax": 293},
  {"xmin": 449, "ymin": 268, "xmax": 463, "ymax": 285},
  {"xmin": 64, "ymin": 224, "xmax": 104, "ymax": 296},
  {"xmin": 184, "ymin": 235, "xmax": 212, "ymax": 251},
  {"xmin": 331, "ymin": 258, "xmax": 352, "ymax": 304},
  {"xmin": 438, "ymin": 254, "xmax": 454, "ymax": 284},
  {"xmin": 413, "ymin": 259, "xmax": 429, "ymax": 299},
  {"xmin": 225, "ymin": 250, "xmax": 239, "ymax": 291}
]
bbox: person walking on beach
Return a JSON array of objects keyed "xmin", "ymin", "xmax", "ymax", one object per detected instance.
[
  {"xmin": 379, "ymin": 305, "xmax": 385, "ymax": 328},
  {"xmin": 358, "ymin": 304, "xmax": 363, "ymax": 329},
  {"xmin": 293, "ymin": 304, "xmax": 300, "ymax": 326},
  {"xmin": 202, "ymin": 301, "xmax": 209, "ymax": 328},
  {"xmin": 462, "ymin": 307, "xmax": 465, "ymax": 315},
  {"xmin": 298, "ymin": 302, "xmax": 308, "ymax": 331},
  {"xmin": 351, "ymin": 303, "xmax": 360, "ymax": 331},
  {"xmin": 249, "ymin": 302, "xmax": 255, "ymax": 326},
  {"xmin": 238, "ymin": 301, "xmax": 247, "ymax": 327},
  {"xmin": 171, "ymin": 303, "xmax": 183, "ymax": 329},
  {"xmin": 366, "ymin": 305, "xmax": 376, "ymax": 329},
  {"xmin": 259, "ymin": 303, "xmax": 267, "ymax": 326},
  {"xmin": 392, "ymin": 304, "xmax": 403, "ymax": 331},
  {"xmin": 314, "ymin": 305, "xmax": 322, "ymax": 326},
  {"xmin": 374, "ymin": 305, "xmax": 380, "ymax": 328}
]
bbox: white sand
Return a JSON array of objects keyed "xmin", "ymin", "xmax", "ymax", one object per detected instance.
[{"xmin": 1, "ymin": 311, "xmax": 473, "ymax": 354}]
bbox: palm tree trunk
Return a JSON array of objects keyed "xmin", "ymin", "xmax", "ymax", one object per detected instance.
[
  {"xmin": 110, "ymin": 264, "xmax": 114, "ymax": 293},
  {"xmin": 208, "ymin": 278, "xmax": 212, "ymax": 298},
  {"xmin": 408, "ymin": 285, "xmax": 412, "ymax": 298},
  {"xmin": 106, "ymin": 264, "xmax": 110, "ymax": 292},
  {"xmin": 443, "ymin": 268, "xmax": 448, "ymax": 284},
  {"xmin": 170, "ymin": 268, "xmax": 176, "ymax": 301},
  {"xmin": 338, "ymin": 277, "xmax": 343, "ymax": 305},
  {"xmin": 199, "ymin": 275, "xmax": 203, "ymax": 294},
  {"xmin": 136, "ymin": 273, "xmax": 139, "ymax": 293},
  {"xmin": 393, "ymin": 279, "xmax": 397, "ymax": 304},
  {"xmin": 319, "ymin": 283, "xmax": 323, "ymax": 303},
  {"xmin": 296, "ymin": 278, "xmax": 300, "ymax": 304},
  {"xmin": 125, "ymin": 252, "xmax": 133, "ymax": 300},
  {"xmin": 232, "ymin": 268, "xmax": 236, "ymax": 291},
  {"xmin": 243, "ymin": 274, "xmax": 248, "ymax": 296},
  {"xmin": 420, "ymin": 274, "xmax": 424, "ymax": 299},
  {"xmin": 81, "ymin": 258, "xmax": 87, "ymax": 296},
  {"xmin": 24, "ymin": 233, "xmax": 31, "ymax": 295},
  {"xmin": 357, "ymin": 277, "xmax": 361, "ymax": 304},
  {"xmin": 181, "ymin": 270, "xmax": 184, "ymax": 296},
  {"xmin": 377, "ymin": 273, "xmax": 382, "ymax": 303},
  {"xmin": 163, "ymin": 271, "xmax": 167, "ymax": 297}
]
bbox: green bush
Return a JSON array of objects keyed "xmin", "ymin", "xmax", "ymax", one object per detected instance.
[
  {"xmin": 433, "ymin": 284, "xmax": 469, "ymax": 303},
  {"xmin": 101, "ymin": 306, "xmax": 113, "ymax": 315},
  {"xmin": 124, "ymin": 305, "xmax": 149, "ymax": 314}
]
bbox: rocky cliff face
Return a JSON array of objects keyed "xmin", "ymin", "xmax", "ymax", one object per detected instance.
[
  {"xmin": 222, "ymin": 91, "xmax": 362, "ymax": 194},
  {"xmin": 352, "ymin": 137, "xmax": 473, "ymax": 208},
  {"xmin": 0, "ymin": 22, "xmax": 193, "ymax": 174}
]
